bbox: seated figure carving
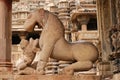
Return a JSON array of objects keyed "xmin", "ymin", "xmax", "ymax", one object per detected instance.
[
  {"xmin": 24, "ymin": 8, "xmax": 99, "ymax": 75},
  {"xmin": 16, "ymin": 38, "xmax": 40, "ymax": 74}
]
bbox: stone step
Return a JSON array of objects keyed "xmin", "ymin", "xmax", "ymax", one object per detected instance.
[{"xmin": 14, "ymin": 75, "xmax": 101, "ymax": 80}]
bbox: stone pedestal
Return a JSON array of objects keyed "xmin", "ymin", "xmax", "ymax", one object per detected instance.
[
  {"xmin": 0, "ymin": 0, "xmax": 12, "ymax": 73},
  {"xmin": 97, "ymin": 61, "xmax": 113, "ymax": 78}
]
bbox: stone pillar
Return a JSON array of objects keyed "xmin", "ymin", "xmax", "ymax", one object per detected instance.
[
  {"xmin": 77, "ymin": 15, "xmax": 89, "ymax": 31},
  {"xmin": 81, "ymin": 24, "xmax": 87, "ymax": 31},
  {"xmin": 0, "ymin": 0, "xmax": 12, "ymax": 72},
  {"xmin": 71, "ymin": 32, "xmax": 76, "ymax": 42},
  {"xmin": 96, "ymin": 0, "xmax": 112, "ymax": 61},
  {"xmin": 76, "ymin": 15, "xmax": 89, "ymax": 40},
  {"xmin": 96, "ymin": 0, "xmax": 120, "ymax": 78}
]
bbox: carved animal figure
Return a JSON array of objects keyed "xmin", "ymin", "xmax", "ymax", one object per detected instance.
[
  {"xmin": 16, "ymin": 38, "xmax": 39, "ymax": 72},
  {"xmin": 24, "ymin": 9, "xmax": 99, "ymax": 75}
]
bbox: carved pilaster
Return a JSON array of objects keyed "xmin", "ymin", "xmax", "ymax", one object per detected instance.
[
  {"xmin": 96, "ymin": 0, "xmax": 112, "ymax": 61},
  {"xmin": 0, "ymin": 0, "xmax": 12, "ymax": 72},
  {"xmin": 97, "ymin": 0, "xmax": 120, "ymax": 77}
]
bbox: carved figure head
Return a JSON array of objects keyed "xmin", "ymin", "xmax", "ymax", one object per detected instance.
[
  {"xmin": 20, "ymin": 39, "xmax": 29, "ymax": 50},
  {"xmin": 20, "ymin": 38, "xmax": 40, "ymax": 55}
]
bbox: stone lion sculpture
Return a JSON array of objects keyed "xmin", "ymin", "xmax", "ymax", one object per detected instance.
[
  {"xmin": 16, "ymin": 38, "xmax": 40, "ymax": 74},
  {"xmin": 24, "ymin": 8, "xmax": 99, "ymax": 75}
]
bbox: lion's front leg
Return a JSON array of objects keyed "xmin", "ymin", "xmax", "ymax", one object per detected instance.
[
  {"xmin": 36, "ymin": 42, "xmax": 55, "ymax": 74},
  {"xmin": 36, "ymin": 60, "xmax": 46, "ymax": 74}
]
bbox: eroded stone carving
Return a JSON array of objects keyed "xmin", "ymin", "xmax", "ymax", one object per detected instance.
[
  {"xmin": 24, "ymin": 9, "xmax": 99, "ymax": 75},
  {"xmin": 109, "ymin": 25, "xmax": 120, "ymax": 73},
  {"xmin": 109, "ymin": 25, "xmax": 120, "ymax": 59},
  {"xmin": 111, "ymin": 31, "xmax": 120, "ymax": 53},
  {"xmin": 16, "ymin": 38, "xmax": 40, "ymax": 74}
]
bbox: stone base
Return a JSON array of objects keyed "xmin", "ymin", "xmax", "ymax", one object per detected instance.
[
  {"xmin": 0, "ymin": 73, "xmax": 101, "ymax": 80},
  {"xmin": 0, "ymin": 62, "xmax": 12, "ymax": 71},
  {"xmin": 0, "ymin": 72, "xmax": 13, "ymax": 80},
  {"xmin": 13, "ymin": 75, "xmax": 101, "ymax": 80},
  {"xmin": 0, "ymin": 62, "xmax": 13, "ymax": 79}
]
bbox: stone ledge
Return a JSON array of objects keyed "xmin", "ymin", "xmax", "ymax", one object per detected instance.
[{"xmin": 14, "ymin": 75, "xmax": 101, "ymax": 80}]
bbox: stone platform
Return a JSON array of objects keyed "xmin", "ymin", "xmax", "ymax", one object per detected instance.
[
  {"xmin": 14, "ymin": 75, "xmax": 101, "ymax": 80},
  {"xmin": 0, "ymin": 75, "xmax": 101, "ymax": 80}
]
